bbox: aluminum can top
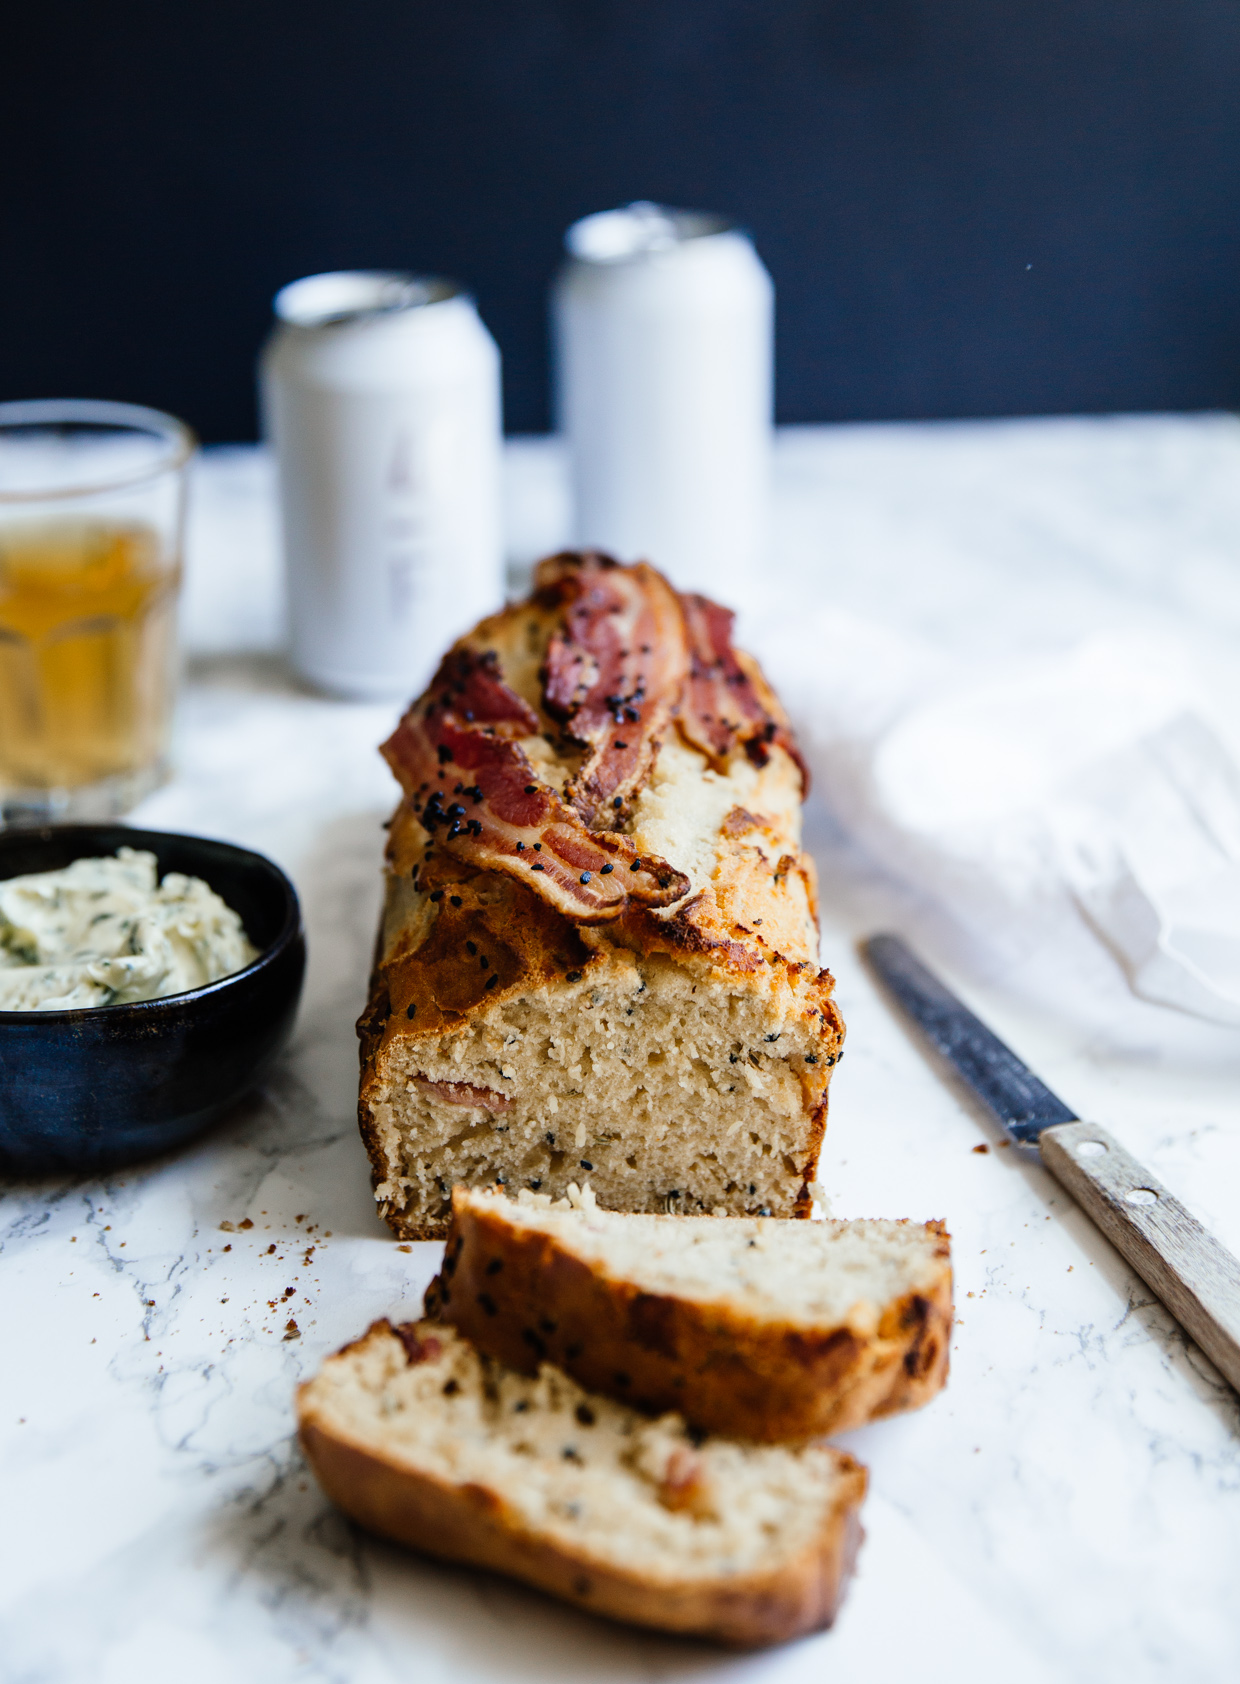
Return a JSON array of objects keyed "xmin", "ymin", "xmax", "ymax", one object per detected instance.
[
  {"xmin": 272, "ymin": 270, "xmax": 463, "ymax": 330},
  {"xmin": 264, "ymin": 272, "xmax": 493, "ymax": 394},
  {"xmin": 565, "ymin": 202, "xmax": 735, "ymax": 264}
]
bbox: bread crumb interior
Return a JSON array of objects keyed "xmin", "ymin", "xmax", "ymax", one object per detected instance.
[
  {"xmin": 305, "ymin": 1322, "xmax": 847, "ymax": 1579},
  {"xmin": 492, "ymin": 1190, "xmax": 945, "ymax": 1331},
  {"xmin": 371, "ymin": 954, "xmax": 827, "ymax": 1228}
]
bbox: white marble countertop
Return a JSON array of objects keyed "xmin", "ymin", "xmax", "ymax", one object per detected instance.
[{"xmin": 3, "ymin": 419, "xmax": 1239, "ymax": 1684}]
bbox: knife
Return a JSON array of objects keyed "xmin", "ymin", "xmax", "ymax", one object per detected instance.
[{"xmin": 862, "ymin": 931, "xmax": 1240, "ymax": 1394}]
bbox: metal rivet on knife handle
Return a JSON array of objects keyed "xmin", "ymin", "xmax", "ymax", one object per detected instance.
[
  {"xmin": 861, "ymin": 932, "xmax": 1240, "ymax": 1397},
  {"xmin": 1038, "ymin": 1119, "xmax": 1240, "ymax": 1395}
]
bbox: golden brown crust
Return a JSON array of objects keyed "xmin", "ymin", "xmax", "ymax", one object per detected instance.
[
  {"xmin": 429, "ymin": 1197, "xmax": 951, "ymax": 1441},
  {"xmin": 296, "ymin": 1339, "xmax": 867, "ymax": 1647}
]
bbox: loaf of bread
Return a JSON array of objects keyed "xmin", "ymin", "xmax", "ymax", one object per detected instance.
[
  {"xmin": 297, "ymin": 1317, "xmax": 867, "ymax": 1646},
  {"xmin": 427, "ymin": 1184, "xmax": 952, "ymax": 1441},
  {"xmin": 358, "ymin": 551, "xmax": 845, "ymax": 1238}
]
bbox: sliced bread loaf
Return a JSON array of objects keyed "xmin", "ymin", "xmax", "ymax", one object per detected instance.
[
  {"xmin": 358, "ymin": 552, "xmax": 844, "ymax": 1239},
  {"xmin": 426, "ymin": 1185, "xmax": 952, "ymax": 1441},
  {"xmin": 297, "ymin": 1318, "xmax": 866, "ymax": 1646}
]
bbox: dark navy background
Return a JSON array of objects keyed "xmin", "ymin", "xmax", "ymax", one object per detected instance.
[{"xmin": 5, "ymin": 1, "xmax": 1240, "ymax": 439}]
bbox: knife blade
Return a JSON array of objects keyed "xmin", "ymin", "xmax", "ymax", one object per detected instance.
[{"xmin": 862, "ymin": 932, "xmax": 1240, "ymax": 1395}]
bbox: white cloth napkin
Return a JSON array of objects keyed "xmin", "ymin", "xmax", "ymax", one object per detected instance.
[{"xmin": 752, "ymin": 612, "xmax": 1240, "ymax": 1029}]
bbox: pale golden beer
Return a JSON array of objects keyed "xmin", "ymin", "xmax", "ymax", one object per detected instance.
[
  {"xmin": 0, "ymin": 520, "xmax": 179, "ymax": 792},
  {"xmin": 0, "ymin": 401, "xmax": 194, "ymax": 824}
]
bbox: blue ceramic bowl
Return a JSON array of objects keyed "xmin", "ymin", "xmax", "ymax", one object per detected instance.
[{"xmin": 0, "ymin": 824, "xmax": 305, "ymax": 1176}]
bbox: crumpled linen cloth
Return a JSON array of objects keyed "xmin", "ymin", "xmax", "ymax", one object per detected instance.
[{"xmin": 751, "ymin": 613, "xmax": 1240, "ymax": 1030}]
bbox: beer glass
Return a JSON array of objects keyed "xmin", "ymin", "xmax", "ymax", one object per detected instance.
[{"xmin": 0, "ymin": 399, "xmax": 195, "ymax": 825}]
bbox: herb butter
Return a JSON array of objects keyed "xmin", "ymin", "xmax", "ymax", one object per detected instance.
[{"xmin": 0, "ymin": 848, "xmax": 258, "ymax": 1012}]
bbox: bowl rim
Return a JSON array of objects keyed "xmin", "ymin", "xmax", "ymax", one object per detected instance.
[{"xmin": 0, "ymin": 823, "xmax": 303, "ymax": 1026}]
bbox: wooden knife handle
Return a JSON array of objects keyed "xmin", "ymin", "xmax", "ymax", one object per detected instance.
[{"xmin": 1039, "ymin": 1120, "xmax": 1240, "ymax": 1394}]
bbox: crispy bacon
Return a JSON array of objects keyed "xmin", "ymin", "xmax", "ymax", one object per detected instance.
[
  {"xmin": 423, "ymin": 645, "xmax": 540, "ymax": 735},
  {"xmin": 412, "ymin": 1075, "xmax": 511, "ymax": 1112},
  {"xmin": 393, "ymin": 1323, "xmax": 442, "ymax": 1366},
  {"xmin": 538, "ymin": 552, "xmax": 688, "ymax": 826},
  {"xmin": 675, "ymin": 593, "xmax": 808, "ymax": 790},
  {"xmin": 658, "ymin": 1447, "xmax": 715, "ymax": 1517},
  {"xmin": 382, "ymin": 646, "xmax": 689, "ymax": 923}
]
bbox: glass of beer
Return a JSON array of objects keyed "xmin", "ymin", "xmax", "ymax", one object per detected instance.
[{"xmin": 0, "ymin": 399, "xmax": 196, "ymax": 825}]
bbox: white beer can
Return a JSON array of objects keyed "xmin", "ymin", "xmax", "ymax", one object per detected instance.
[
  {"xmin": 553, "ymin": 203, "xmax": 773, "ymax": 602},
  {"xmin": 261, "ymin": 271, "xmax": 503, "ymax": 699}
]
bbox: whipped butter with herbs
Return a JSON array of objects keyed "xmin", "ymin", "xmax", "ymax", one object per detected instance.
[{"xmin": 0, "ymin": 848, "xmax": 257, "ymax": 1011}]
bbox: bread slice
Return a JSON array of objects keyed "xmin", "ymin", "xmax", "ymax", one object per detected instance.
[
  {"xmin": 297, "ymin": 1318, "xmax": 867, "ymax": 1647},
  {"xmin": 426, "ymin": 1185, "xmax": 952, "ymax": 1442},
  {"xmin": 357, "ymin": 553, "xmax": 845, "ymax": 1239}
]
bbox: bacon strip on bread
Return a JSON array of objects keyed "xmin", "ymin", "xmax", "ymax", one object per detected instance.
[
  {"xmin": 382, "ymin": 647, "xmax": 689, "ymax": 923},
  {"xmin": 538, "ymin": 552, "xmax": 688, "ymax": 826},
  {"xmin": 675, "ymin": 592, "xmax": 809, "ymax": 789}
]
